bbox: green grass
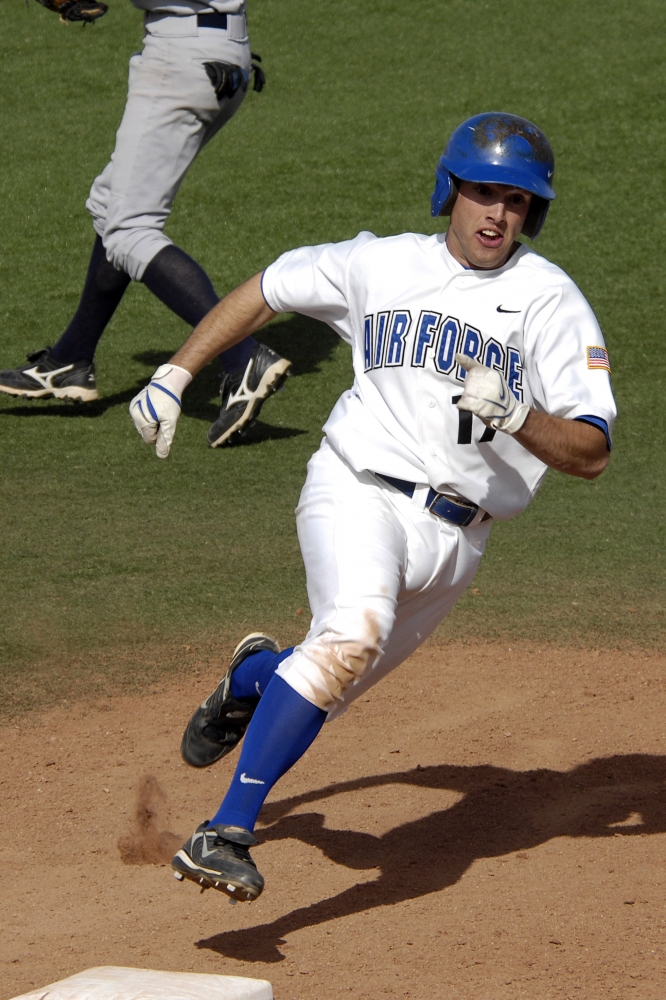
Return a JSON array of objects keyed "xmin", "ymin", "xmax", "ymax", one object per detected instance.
[{"xmin": 0, "ymin": 0, "xmax": 664, "ymax": 711}]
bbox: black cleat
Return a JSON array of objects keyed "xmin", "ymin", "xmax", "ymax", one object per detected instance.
[
  {"xmin": 172, "ymin": 822, "xmax": 264, "ymax": 902},
  {"xmin": 181, "ymin": 632, "xmax": 280, "ymax": 768},
  {"xmin": 207, "ymin": 343, "xmax": 291, "ymax": 447},
  {"xmin": 0, "ymin": 348, "xmax": 98, "ymax": 402}
]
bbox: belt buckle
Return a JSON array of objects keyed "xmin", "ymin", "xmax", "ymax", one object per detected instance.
[{"xmin": 427, "ymin": 491, "xmax": 479, "ymax": 527}]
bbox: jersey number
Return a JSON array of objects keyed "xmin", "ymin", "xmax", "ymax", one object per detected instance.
[{"xmin": 452, "ymin": 395, "xmax": 496, "ymax": 444}]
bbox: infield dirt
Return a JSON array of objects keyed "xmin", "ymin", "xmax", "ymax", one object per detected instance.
[{"xmin": 2, "ymin": 639, "xmax": 666, "ymax": 1000}]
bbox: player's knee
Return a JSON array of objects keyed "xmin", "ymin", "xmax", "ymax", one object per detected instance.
[
  {"xmin": 101, "ymin": 240, "xmax": 144, "ymax": 283},
  {"xmin": 282, "ymin": 614, "xmax": 383, "ymax": 712},
  {"xmin": 102, "ymin": 230, "xmax": 172, "ymax": 283},
  {"xmin": 301, "ymin": 637, "xmax": 377, "ymax": 710},
  {"xmin": 85, "ymin": 187, "xmax": 107, "ymax": 233}
]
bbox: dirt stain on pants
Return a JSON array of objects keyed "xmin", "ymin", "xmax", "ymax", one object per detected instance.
[{"xmin": 287, "ymin": 610, "xmax": 382, "ymax": 712}]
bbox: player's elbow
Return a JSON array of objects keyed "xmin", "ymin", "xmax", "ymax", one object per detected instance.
[
  {"xmin": 573, "ymin": 422, "xmax": 610, "ymax": 479},
  {"xmin": 579, "ymin": 450, "xmax": 609, "ymax": 480}
]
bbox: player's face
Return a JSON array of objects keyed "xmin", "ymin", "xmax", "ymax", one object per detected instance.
[{"xmin": 446, "ymin": 181, "xmax": 532, "ymax": 270}]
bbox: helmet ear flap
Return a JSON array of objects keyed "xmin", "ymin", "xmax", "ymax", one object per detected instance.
[
  {"xmin": 440, "ymin": 174, "xmax": 460, "ymax": 217},
  {"xmin": 522, "ymin": 195, "xmax": 549, "ymax": 240},
  {"xmin": 431, "ymin": 166, "xmax": 460, "ymax": 217}
]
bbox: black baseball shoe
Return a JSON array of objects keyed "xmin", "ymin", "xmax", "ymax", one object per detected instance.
[
  {"xmin": 172, "ymin": 822, "xmax": 264, "ymax": 902},
  {"xmin": 181, "ymin": 632, "xmax": 280, "ymax": 768},
  {"xmin": 0, "ymin": 349, "xmax": 98, "ymax": 402},
  {"xmin": 207, "ymin": 343, "xmax": 291, "ymax": 448}
]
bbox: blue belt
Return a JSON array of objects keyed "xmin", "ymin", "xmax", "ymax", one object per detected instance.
[{"xmin": 376, "ymin": 474, "xmax": 489, "ymax": 527}]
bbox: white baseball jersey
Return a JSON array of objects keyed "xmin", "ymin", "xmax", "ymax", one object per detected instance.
[{"xmin": 261, "ymin": 232, "xmax": 617, "ymax": 520}]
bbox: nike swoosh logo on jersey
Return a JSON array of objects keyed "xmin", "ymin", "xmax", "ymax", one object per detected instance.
[
  {"xmin": 496, "ymin": 306, "xmax": 521, "ymax": 314},
  {"xmin": 24, "ymin": 363, "xmax": 74, "ymax": 387},
  {"xmin": 240, "ymin": 773, "xmax": 265, "ymax": 784}
]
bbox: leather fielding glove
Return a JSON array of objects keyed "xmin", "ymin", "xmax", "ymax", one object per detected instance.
[
  {"xmin": 130, "ymin": 364, "xmax": 192, "ymax": 459},
  {"xmin": 455, "ymin": 353, "xmax": 530, "ymax": 435},
  {"xmin": 35, "ymin": 0, "xmax": 108, "ymax": 23}
]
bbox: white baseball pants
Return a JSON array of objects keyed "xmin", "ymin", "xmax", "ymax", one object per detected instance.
[
  {"xmin": 276, "ymin": 440, "xmax": 492, "ymax": 721},
  {"xmin": 86, "ymin": 16, "xmax": 251, "ymax": 281}
]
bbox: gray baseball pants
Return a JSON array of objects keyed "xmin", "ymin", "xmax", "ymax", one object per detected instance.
[{"xmin": 86, "ymin": 13, "xmax": 251, "ymax": 280}]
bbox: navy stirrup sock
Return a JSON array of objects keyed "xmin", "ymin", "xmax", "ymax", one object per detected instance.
[
  {"xmin": 218, "ymin": 337, "xmax": 256, "ymax": 375},
  {"xmin": 142, "ymin": 244, "xmax": 256, "ymax": 374},
  {"xmin": 231, "ymin": 646, "xmax": 294, "ymax": 700},
  {"xmin": 51, "ymin": 236, "xmax": 131, "ymax": 364},
  {"xmin": 142, "ymin": 244, "xmax": 219, "ymax": 326},
  {"xmin": 50, "ymin": 239, "xmax": 256, "ymax": 370},
  {"xmin": 209, "ymin": 674, "xmax": 326, "ymax": 831}
]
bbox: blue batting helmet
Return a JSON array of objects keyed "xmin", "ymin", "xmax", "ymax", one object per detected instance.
[{"xmin": 431, "ymin": 112, "xmax": 556, "ymax": 239}]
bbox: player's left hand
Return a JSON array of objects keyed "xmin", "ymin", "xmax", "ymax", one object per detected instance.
[
  {"xmin": 455, "ymin": 353, "xmax": 530, "ymax": 435},
  {"xmin": 129, "ymin": 364, "xmax": 192, "ymax": 459}
]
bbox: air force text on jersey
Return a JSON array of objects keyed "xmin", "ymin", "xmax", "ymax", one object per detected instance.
[{"xmin": 262, "ymin": 230, "xmax": 616, "ymax": 522}]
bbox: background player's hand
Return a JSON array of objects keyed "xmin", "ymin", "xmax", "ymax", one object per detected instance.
[
  {"xmin": 129, "ymin": 364, "xmax": 192, "ymax": 459},
  {"xmin": 455, "ymin": 353, "xmax": 530, "ymax": 434}
]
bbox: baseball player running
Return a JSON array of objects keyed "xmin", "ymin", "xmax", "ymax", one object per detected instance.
[
  {"xmin": 130, "ymin": 112, "xmax": 616, "ymax": 901},
  {"xmin": 0, "ymin": 0, "xmax": 289, "ymax": 448}
]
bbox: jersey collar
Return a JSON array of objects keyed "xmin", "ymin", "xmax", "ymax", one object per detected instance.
[{"xmin": 439, "ymin": 234, "xmax": 530, "ymax": 276}]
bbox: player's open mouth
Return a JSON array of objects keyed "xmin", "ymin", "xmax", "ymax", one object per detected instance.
[{"xmin": 476, "ymin": 228, "xmax": 504, "ymax": 249}]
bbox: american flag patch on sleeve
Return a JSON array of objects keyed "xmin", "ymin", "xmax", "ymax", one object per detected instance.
[{"xmin": 587, "ymin": 346, "xmax": 611, "ymax": 373}]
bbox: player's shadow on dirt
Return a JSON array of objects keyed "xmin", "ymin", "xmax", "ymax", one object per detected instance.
[{"xmin": 197, "ymin": 754, "xmax": 666, "ymax": 963}]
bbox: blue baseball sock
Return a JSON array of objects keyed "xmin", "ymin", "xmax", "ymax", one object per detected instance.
[
  {"xmin": 209, "ymin": 674, "xmax": 326, "ymax": 831},
  {"xmin": 230, "ymin": 646, "xmax": 294, "ymax": 700}
]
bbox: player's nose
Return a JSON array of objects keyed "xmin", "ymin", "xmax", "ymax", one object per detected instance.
[{"xmin": 486, "ymin": 200, "xmax": 507, "ymax": 225}]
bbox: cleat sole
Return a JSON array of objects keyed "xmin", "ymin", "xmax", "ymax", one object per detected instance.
[
  {"xmin": 0, "ymin": 385, "xmax": 99, "ymax": 402},
  {"xmin": 171, "ymin": 851, "xmax": 262, "ymax": 903}
]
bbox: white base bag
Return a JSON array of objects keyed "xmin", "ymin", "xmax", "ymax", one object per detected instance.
[{"xmin": 9, "ymin": 967, "xmax": 273, "ymax": 1000}]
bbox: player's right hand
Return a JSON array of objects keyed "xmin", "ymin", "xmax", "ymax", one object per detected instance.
[
  {"xmin": 454, "ymin": 353, "xmax": 530, "ymax": 435},
  {"xmin": 129, "ymin": 364, "xmax": 192, "ymax": 459}
]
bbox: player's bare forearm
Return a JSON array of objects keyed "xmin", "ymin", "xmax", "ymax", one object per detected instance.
[
  {"xmin": 514, "ymin": 410, "xmax": 609, "ymax": 479},
  {"xmin": 170, "ymin": 273, "xmax": 276, "ymax": 376}
]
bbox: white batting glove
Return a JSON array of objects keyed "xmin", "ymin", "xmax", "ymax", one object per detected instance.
[
  {"xmin": 129, "ymin": 364, "xmax": 192, "ymax": 459},
  {"xmin": 455, "ymin": 353, "xmax": 530, "ymax": 435}
]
